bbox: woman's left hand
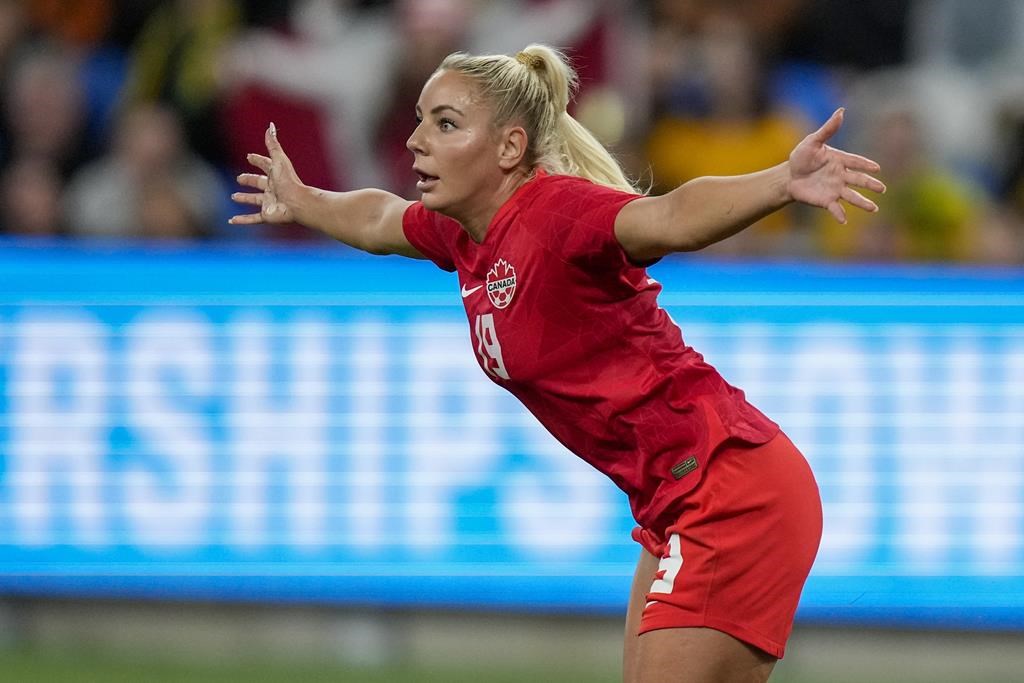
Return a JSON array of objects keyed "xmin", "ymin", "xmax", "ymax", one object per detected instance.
[{"xmin": 787, "ymin": 108, "xmax": 886, "ymax": 224}]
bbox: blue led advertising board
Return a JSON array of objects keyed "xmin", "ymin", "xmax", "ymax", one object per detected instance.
[{"xmin": 0, "ymin": 240, "xmax": 1021, "ymax": 629}]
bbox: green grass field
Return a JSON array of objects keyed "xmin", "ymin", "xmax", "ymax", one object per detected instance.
[
  {"xmin": 0, "ymin": 647, "xmax": 624, "ymax": 683},
  {"xmin": 3, "ymin": 635, "xmax": 1019, "ymax": 683},
  {"xmin": 2, "ymin": 645, "xmax": 1019, "ymax": 683}
]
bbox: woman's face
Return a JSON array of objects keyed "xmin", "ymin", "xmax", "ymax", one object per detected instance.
[{"xmin": 406, "ymin": 69, "xmax": 507, "ymax": 218}]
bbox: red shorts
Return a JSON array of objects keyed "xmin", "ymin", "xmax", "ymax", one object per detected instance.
[{"xmin": 631, "ymin": 431, "xmax": 822, "ymax": 659}]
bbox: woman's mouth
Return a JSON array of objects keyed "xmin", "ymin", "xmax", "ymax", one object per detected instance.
[{"xmin": 416, "ymin": 171, "xmax": 439, "ymax": 191}]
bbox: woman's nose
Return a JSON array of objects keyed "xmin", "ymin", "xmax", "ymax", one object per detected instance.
[{"xmin": 406, "ymin": 125, "xmax": 425, "ymax": 154}]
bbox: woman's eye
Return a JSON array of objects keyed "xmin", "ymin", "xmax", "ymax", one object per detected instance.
[
  {"xmin": 439, "ymin": 118, "xmax": 456, "ymax": 131},
  {"xmin": 415, "ymin": 114, "xmax": 423, "ymax": 124}
]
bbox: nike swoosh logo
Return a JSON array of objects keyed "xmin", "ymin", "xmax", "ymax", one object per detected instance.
[{"xmin": 461, "ymin": 283, "xmax": 483, "ymax": 298}]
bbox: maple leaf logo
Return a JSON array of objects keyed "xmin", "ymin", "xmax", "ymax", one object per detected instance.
[{"xmin": 486, "ymin": 258, "xmax": 517, "ymax": 309}]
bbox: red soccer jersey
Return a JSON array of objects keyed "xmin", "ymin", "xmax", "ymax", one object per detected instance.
[{"xmin": 402, "ymin": 170, "xmax": 779, "ymax": 528}]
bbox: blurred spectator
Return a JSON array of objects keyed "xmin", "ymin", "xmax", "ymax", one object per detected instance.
[
  {"xmin": 0, "ymin": 1, "xmax": 27, "ymax": 163},
  {"xmin": 218, "ymin": 0, "xmax": 387, "ymax": 198},
  {"xmin": 221, "ymin": 0, "xmax": 601, "ymax": 196},
  {"xmin": 1, "ymin": 42, "xmax": 93, "ymax": 178},
  {"xmin": 0, "ymin": 0, "xmax": 1014, "ymax": 260},
  {"xmin": 24, "ymin": 0, "xmax": 112, "ymax": 51},
  {"xmin": 644, "ymin": 0, "xmax": 843, "ymax": 131},
  {"xmin": 999, "ymin": 102, "xmax": 1024, "ymax": 216},
  {"xmin": 777, "ymin": 0, "xmax": 910, "ymax": 69},
  {"xmin": 647, "ymin": 0, "xmax": 804, "ymax": 58},
  {"xmin": 0, "ymin": 0, "xmax": 25, "ymax": 69},
  {"xmin": 644, "ymin": 12, "xmax": 809, "ymax": 256},
  {"xmin": 137, "ymin": 173, "xmax": 207, "ymax": 240},
  {"xmin": 819, "ymin": 104, "xmax": 986, "ymax": 262},
  {"xmin": 105, "ymin": 0, "xmax": 165, "ymax": 51},
  {"xmin": 0, "ymin": 155, "xmax": 64, "ymax": 236},
  {"xmin": 238, "ymin": 0, "xmax": 293, "ymax": 31},
  {"xmin": 20, "ymin": 0, "xmax": 135, "ymax": 146},
  {"xmin": 122, "ymin": 0, "xmax": 242, "ymax": 168},
  {"xmin": 903, "ymin": 0, "xmax": 1024, "ymax": 192},
  {"xmin": 909, "ymin": 0, "xmax": 1024, "ymax": 71},
  {"xmin": 13, "ymin": 1, "xmax": 143, "ymax": 147},
  {"xmin": 980, "ymin": 98, "xmax": 1024, "ymax": 264},
  {"xmin": 63, "ymin": 103, "xmax": 224, "ymax": 240}
]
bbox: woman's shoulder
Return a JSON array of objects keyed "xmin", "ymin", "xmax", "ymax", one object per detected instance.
[
  {"xmin": 517, "ymin": 172, "xmax": 644, "ymax": 262},
  {"xmin": 530, "ymin": 171, "xmax": 640, "ymax": 208}
]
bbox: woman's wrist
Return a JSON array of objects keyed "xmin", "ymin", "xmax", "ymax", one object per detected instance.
[
  {"xmin": 284, "ymin": 182, "xmax": 317, "ymax": 226},
  {"xmin": 774, "ymin": 161, "xmax": 795, "ymax": 207}
]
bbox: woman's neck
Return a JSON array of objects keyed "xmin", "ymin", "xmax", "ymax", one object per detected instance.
[{"xmin": 455, "ymin": 167, "xmax": 535, "ymax": 243}]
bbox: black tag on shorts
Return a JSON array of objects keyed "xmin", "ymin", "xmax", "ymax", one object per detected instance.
[{"xmin": 671, "ymin": 456, "xmax": 699, "ymax": 480}]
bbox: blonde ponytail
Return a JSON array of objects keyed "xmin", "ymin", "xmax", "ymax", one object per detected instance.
[
  {"xmin": 439, "ymin": 44, "xmax": 641, "ymax": 194},
  {"xmin": 555, "ymin": 111, "xmax": 637, "ymax": 193}
]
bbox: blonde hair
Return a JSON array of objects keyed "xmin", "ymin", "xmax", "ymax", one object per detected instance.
[{"xmin": 438, "ymin": 44, "xmax": 640, "ymax": 194}]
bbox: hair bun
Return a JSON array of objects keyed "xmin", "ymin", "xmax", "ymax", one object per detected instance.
[{"xmin": 515, "ymin": 51, "xmax": 544, "ymax": 70}]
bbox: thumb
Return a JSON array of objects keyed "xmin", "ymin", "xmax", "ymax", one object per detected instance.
[{"xmin": 810, "ymin": 107, "xmax": 844, "ymax": 144}]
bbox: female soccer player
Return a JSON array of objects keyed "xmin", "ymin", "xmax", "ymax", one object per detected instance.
[{"xmin": 231, "ymin": 44, "xmax": 884, "ymax": 683}]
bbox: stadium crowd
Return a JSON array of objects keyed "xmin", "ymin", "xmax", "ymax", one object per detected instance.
[{"xmin": 0, "ymin": 0, "xmax": 1022, "ymax": 263}]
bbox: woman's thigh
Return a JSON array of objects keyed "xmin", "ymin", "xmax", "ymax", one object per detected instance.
[
  {"xmin": 623, "ymin": 549, "xmax": 777, "ymax": 683},
  {"xmin": 622, "ymin": 549, "xmax": 654, "ymax": 681}
]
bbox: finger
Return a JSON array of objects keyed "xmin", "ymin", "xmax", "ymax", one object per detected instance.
[
  {"xmin": 827, "ymin": 200, "xmax": 847, "ymax": 224},
  {"xmin": 236, "ymin": 173, "xmax": 268, "ymax": 190},
  {"xmin": 844, "ymin": 170, "xmax": 887, "ymax": 194},
  {"xmin": 231, "ymin": 191, "xmax": 264, "ymax": 207},
  {"xmin": 265, "ymin": 122, "xmax": 283, "ymax": 157},
  {"xmin": 811, "ymin": 107, "xmax": 844, "ymax": 144},
  {"xmin": 841, "ymin": 187, "xmax": 879, "ymax": 213},
  {"xmin": 228, "ymin": 213, "xmax": 265, "ymax": 225},
  {"xmin": 247, "ymin": 153, "xmax": 271, "ymax": 173},
  {"xmin": 837, "ymin": 149, "xmax": 881, "ymax": 173}
]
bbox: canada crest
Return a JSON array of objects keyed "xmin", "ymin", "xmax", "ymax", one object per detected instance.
[{"xmin": 486, "ymin": 258, "xmax": 517, "ymax": 309}]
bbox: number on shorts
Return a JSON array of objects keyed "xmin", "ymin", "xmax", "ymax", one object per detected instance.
[{"xmin": 649, "ymin": 533, "xmax": 683, "ymax": 595}]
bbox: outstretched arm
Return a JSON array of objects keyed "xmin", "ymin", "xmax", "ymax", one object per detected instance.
[
  {"xmin": 230, "ymin": 123, "xmax": 422, "ymax": 258},
  {"xmin": 615, "ymin": 109, "xmax": 885, "ymax": 261}
]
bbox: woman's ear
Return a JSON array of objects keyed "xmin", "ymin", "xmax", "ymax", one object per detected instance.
[{"xmin": 497, "ymin": 126, "xmax": 528, "ymax": 170}]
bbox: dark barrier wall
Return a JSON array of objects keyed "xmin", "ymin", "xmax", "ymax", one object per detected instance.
[{"xmin": 0, "ymin": 239, "xmax": 1022, "ymax": 628}]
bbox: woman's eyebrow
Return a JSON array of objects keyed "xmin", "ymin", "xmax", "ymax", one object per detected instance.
[{"xmin": 430, "ymin": 104, "xmax": 465, "ymax": 117}]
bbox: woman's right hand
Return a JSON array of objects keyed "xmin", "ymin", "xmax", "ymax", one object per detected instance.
[{"xmin": 230, "ymin": 123, "xmax": 303, "ymax": 225}]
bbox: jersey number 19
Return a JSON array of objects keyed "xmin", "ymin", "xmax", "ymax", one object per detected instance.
[{"xmin": 474, "ymin": 314, "xmax": 509, "ymax": 380}]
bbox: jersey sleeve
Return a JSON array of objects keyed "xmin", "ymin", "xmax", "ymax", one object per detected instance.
[
  {"xmin": 402, "ymin": 202, "xmax": 457, "ymax": 272},
  {"xmin": 557, "ymin": 180, "xmax": 653, "ymax": 270}
]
